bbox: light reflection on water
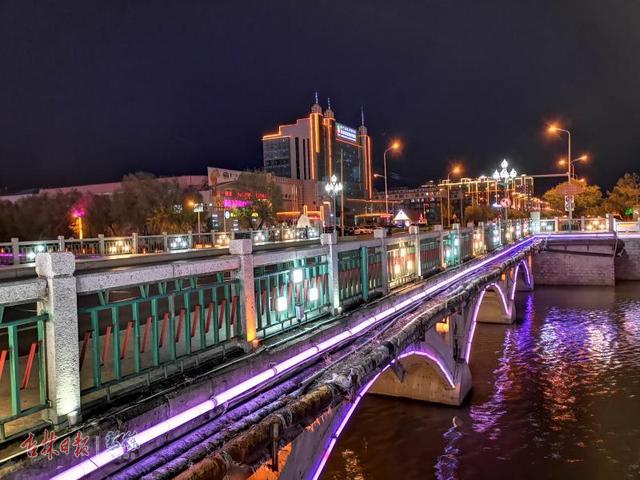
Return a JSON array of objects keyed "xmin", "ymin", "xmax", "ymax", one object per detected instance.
[{"xmin": 321, "ymin": 283, "xmax": 640, "ymax": 480}]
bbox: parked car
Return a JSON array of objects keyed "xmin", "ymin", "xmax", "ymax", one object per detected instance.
[{"xmin": 353, "ymin": 227, "xmax": 373, "ymax": 235}]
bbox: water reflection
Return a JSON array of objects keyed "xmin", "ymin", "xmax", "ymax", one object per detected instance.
[{"xmin": 321, "ymin": 283, "xmax": 640, "ymax": 480}]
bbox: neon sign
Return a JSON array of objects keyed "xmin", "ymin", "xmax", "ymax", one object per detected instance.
[{"xmin": 336, "ymin": 123, "xmax": 357, "ymax": 142}]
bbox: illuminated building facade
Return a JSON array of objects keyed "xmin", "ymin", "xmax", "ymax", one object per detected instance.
[{"xmin": 262, "ymin": 94, "xmax": 374, "ymax": 200}]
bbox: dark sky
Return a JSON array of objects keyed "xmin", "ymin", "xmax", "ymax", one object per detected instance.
[{"xmin": 2, "ymin": 0, "xmax": 640, "ymax": 194}]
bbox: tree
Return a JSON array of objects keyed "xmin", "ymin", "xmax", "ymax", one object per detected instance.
[
  {"xmin": 230, "ymin": 171, "xmax": 283, "ymax": 229},
  {"xmin": 464, "ymin": 205, "xmax": 497, "ymax": 223},
  {"xmin": 110, "ymin": 173, "xmax": 200, "ymax": 234},
  {"xmin": 542, "ymin": 181, "xmax": 604, "ymax": 217},
  {"xmin": 604, "ymin": 173, "xmax": 640, "ymax": 218}
]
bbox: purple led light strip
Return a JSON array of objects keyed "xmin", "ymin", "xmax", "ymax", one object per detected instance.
[
  {"xmin": 52, "ymin": 237, "xmax": 535, "ymax": 480},
  {"xmin": 309, "ymin": 349, "xmax": 454, "ymax": 480}
]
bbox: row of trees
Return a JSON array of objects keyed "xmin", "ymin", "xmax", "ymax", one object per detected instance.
[
  {"xmin": 542, "ymin": 172, "xmax": 640, "ymax": 218},
  {"xmin": 0, "ymin": 172, "xmax": 283, "ymax": 241}
]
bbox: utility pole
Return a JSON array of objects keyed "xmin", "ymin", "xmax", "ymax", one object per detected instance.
[{"xmin": 340, "ymin": 151, "xmax": 345, "ymax": 237}]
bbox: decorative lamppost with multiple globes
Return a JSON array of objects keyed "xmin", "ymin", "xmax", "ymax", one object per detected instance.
[
  {"xmin": 324, "ymin": 175, "xmax": 343, "ymax": 231},
  {"xmin": 492, "ymin": 159, "xmax": 517, "ymax": 222}
]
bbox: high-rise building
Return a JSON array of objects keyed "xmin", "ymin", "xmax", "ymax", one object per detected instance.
[{"xmin": 262, "ymin": 94, "xmax": 374, "ymax": 200}]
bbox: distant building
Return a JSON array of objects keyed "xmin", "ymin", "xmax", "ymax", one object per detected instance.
[
  {"xmin": 206, "ymin": 167, "xmax": 326, "ymax": 228},
  {"xmin": 373, "ymin": 182, "xmax": 443, "ymax": 224},
  {"xmin": 262, "ymin": 94, "xmax": 374, "ymax": 201}
]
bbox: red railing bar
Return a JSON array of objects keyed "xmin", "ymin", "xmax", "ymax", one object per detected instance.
[
  {"xmin": 20, "ymin": 342, "xmax": 38, "ymax": 390},
  {"xmin": 79, "ymin": 330, "xmax": 92, "ymax": 370}
]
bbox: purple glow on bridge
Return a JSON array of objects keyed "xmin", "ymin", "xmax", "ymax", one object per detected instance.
[
  {"xmin": 310, "ymin": 349, "xmax": 455, "ymax": 480},
  {"xmin": 52, "ymin": 237, "xmax": 535, "ymax": 480}
]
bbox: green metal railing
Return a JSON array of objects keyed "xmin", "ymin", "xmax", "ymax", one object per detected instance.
[
  {"xmin": 420, "ymin": 237, "xmax": 440, "ymax": 276},
  {"xmin": 459, "ymin": 230, "xmax": 474, "ymax": 261},
  {"xmin": 366, "ymin": 246, "xmax": 383, "ymax": 293},
  {"xmin": 254, "ymin": 256, "xmax": 330, "ymax": 338},
  {"xmin": 338, "ymin": 249, "xmax": 363, "ymax": 303},
  {"xmin": 484, "ymin": 224, "xmax": 501, "ymax": 252},
  {"xmin": 0, "ymin": 312, "xmax": 48, "ymax": 441},
  {"xmin": 78, "ymin": 273, "xmax": 240, "ymax": 394},
  {"xmin": 388, "ymin": 241, "xmax": 417, "ymax": 289},
  {"xmin": 442, "ymin": 231, "xmax": 459, "ymax": 267}
]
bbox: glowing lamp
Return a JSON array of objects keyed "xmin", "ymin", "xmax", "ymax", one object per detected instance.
[
  {"xmin": 308, "ymin": 287, "xmax": 319, "ymax": 302},
  {"xmin": 276, "ymin": 296, "xmax": 287, "ymax": 312},
  {"xmin": 292, "ymin": 269, "xmax": 303, "ymax": 283}
]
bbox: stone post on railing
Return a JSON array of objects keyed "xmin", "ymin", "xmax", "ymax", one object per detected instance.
[
  {"xmin": 434, "ymin": 225, "xmax": 445, "ymax": 269},
  {"xmin": 554, "ymin": 216, "xmax": 559, "ymax": 232},
  {"xmin": 374, "ymin": 228, "xmax": 389, "ymax": 295},
  {"xmin": 187, "ymin": 230, "xmax": 193, "ymax": 249},
  {"xmin": 580, "ymin": 216, "xmax": 586, "ymax": 232},
  {"xmin": 606, "ymin": 213, "xmax": 615, "ymax": 233},
  {"xmin": 57, "ymin": 236, "xmax": 65, "ymax": 252},
  {"xmin": 530, "ymin": 211, "xmax": 540, "ymax": 234},
  {"xmin": 162, "ymin": 232, "xmax": 169, "ymax": 252},
  {"xmin": 98, "ymin": 234, "xmax": 105, "ymax": 255},
  {"xmin": 11, "ymin": 237, "xmax": 19, "ymax": 265},
  {"xmin": 229, "ymin": 239, "xmax": 257, "ymax": 345},
  {"xmin": 132, "ymin": 233, "xmax": 139, "ymax": 254},
  {"xmin": 35, "ymin": 252, "xmax": 81, "ymax": 428},
  {"xmin": 321, "ymin": 231, "xmax": 341, "ymax": 314},
  {"xmin": 409, "ymin": 225, "xmax": 422, "ymax": 277}
]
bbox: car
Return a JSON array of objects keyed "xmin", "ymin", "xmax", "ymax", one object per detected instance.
[{"xmin": 353, "ymin": 227, "xmax": 373, "ymax": 235}]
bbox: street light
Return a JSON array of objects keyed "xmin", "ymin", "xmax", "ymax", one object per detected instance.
[
  {"xmin": 558, "ymin": 154, "xmax": 588, "ymax": 178},
  {"xmin": 324, "ymin": 175, "xmax": 343, "ymax": 231},
  {"xmin": 382, "ymin": 141, "xmax": 401, "ymax": 218},
  {"xmin": 548, "ymin": 123, "xmax": 574, "ymax": 225},
  {"xmin": 445, "ymin": 165, "xmax": 462, "ymax": 227},
  {"xmin": 189, "ymin": 200, "xmax": 204, "ymax": 234},
  {"xmin": 492, "ymin": 159, "xmax": 517, "ymax": 222}
]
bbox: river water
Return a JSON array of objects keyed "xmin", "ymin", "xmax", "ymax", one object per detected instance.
[{"xmin": 321, "ymin": 283, "xmax": 640, "ymax": 480}]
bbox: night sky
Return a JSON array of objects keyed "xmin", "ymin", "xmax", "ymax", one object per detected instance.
[{"xmin": 2, "ymin": 0, "xmax": 640, "ymax": 194}]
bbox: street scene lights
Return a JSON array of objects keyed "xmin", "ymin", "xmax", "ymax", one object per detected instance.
[
  {"xmin": 324, "ymin": 175, "xmax": 343, "ymax": 230},
  {"xmin": 558, "ymin": 154, "xmax": 588, "ymax": 178},
  {"xmin": 382, "ymin": 141, "xmax": 401, "ymax": 216},
  {"xmin": 492, "ymin": 159, "xmax": 517, "ymax": 222},
  {"xmin": 548, "ymin": 123, "xmax": 574, "ymax": 224},
  {"xmin": 445, "ymin": 165, "xmax": 462, "ymax": 227},
  {"xmin": 188, "ymin": 200, "xmax": 205, "ymax": 234}
]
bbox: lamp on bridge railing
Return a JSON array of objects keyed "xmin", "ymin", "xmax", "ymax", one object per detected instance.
[
  {"xmin": 492, "ymin": 159, "xmax": 517, "ymax": 224},
  {"xmin": 324, "ymin": 175, "xmax": 343, "ymax": 230}
]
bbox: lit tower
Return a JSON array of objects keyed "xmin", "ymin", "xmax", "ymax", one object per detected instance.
[
  {"xmin": 308, "ymin": 92, "xmax": 323, "ymax": 180},
  {"xmin": 358, "ymin": 106, "xmax": 373, "ymax": 199},
  {"xmin": 323, "ymin": 97, "xmax": 335, "ymax": 179}
]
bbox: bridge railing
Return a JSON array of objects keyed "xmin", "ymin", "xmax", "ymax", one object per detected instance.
[
  {"xmin": 77, "ymin": 271, "xmax": 242, "ymax": 396},
  {"xmin": 0, "ymin": 280, "xmax": 49, "ymax": 443},
  {"xmin": 0, "ymin": 226, "xmax": 322, "ymax": 267},
  {"xmin": 0, "ymin": 221, "xmax": 539, "ymax": 443},
  {"xmin": 253, "ymin": 255, "xmax": 330, "ymax": 338}
]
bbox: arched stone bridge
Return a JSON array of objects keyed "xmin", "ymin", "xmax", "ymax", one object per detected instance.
[{"xmin": 170, "ymin": 240, "xmax": 537, "ymax": 480}]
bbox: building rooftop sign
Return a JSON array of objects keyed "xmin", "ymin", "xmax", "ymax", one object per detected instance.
[{"xmin": 336, "ymin": 123, "xmax": 358, "ymax": 143}]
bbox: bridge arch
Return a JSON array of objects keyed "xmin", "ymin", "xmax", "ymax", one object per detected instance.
[
  {"xmin": 306, "ymin": 341, "xmax": 465, "ymax": 480},
  {"xmin": 463, "ymin": 257, "xmax": 533, "ymax": 362}
]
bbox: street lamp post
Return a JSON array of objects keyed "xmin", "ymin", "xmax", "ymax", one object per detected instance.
[
  {"xmin": 558, "ymin": 155, "xmax": 588, "ymax": 179},
  {"xmin": 324, "ymin": 175, "xmax": 343, "ymax": 232},
  {"xmin": 492, "ymin": 159, "xmax": 517, "ymax": 223},
  {"xmin": 548, "ymin": 124, "xmax": 573, "ymax": 227},
  {"xmin": 446, "ymin": 166, "xmax": 462, "ymax": 227},
  {"xmin": 382, "ymin": 142, "xmax": 400, "ymax": 218}
]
